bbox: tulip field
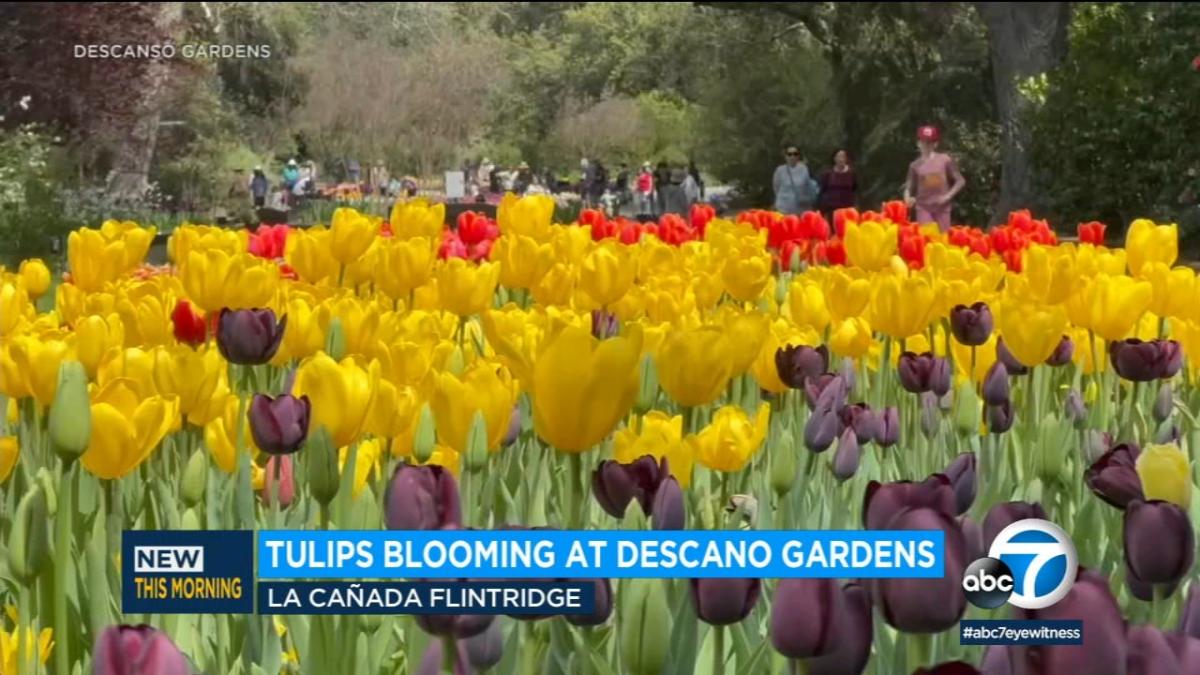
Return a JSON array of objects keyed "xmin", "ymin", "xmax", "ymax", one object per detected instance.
[{"xmin": 4, "ymin": 194, "xmax": 1200, "ymax": 674}]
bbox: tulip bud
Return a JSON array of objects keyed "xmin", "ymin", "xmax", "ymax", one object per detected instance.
[
  {"xmin": 862, "ymin": 475, "xmax": 957, "ymax": 530},
  {"xmin": 1036, "ymin": 414, "xmax": 1073, "ymax": 487},
  {"xmin": 464, "ymin": 619, "xmax": 505, "ymax": 669},
  {"xmin": 804, "ymin": 373, "xmax": 843, "ymax": 411},
  {"xmin": 804, "ymin": 582, "xmax": 873, "ymax": 675},
  {"xmin": 181, "ymin": 507, "xmax": 202, "ymax": 531},
  {"xmin": 217, "ymin": 308, "xmax": 287, "ymax": 365},
  {"xmin": 592, "ymin": 456, "xmax": 665, "ymax": 519},
  {"xmin": 877, "ymin": 406, "xmax": 900, "ymax": 447},
  {"xmin": 804, "ymin": 403, "xmax": 841, "ymax": 453},
  {"xmin": 986, "ymin": 400, "xmax": 1014, "ymax": 434},
  {"xmin": 94, "ymin": 624, "xmax": 190, "ymax": 675},
  {"xmin": 385, "ymin": 463, "xmax": 462, "ymax": 530},
  {"xmin": 35, "ymin": 467, "xmax": 57, "ymax": 515},
  {"xmin": 897, "ymin": 352, "xmax": 951, "ymax": 396},
  {"xmin": 1124, "ymin": 499, "xmax": 1195, "ymax": 594},
  {"xmin": 950, "ymin": 302, "xmax": 993, "ymax": 346},
  {"xmin": 1154, "ymin": 422, "xmax": 1181, "ymax": 445},
  {"xmin": 413, "ymin": 403, "xmax": 436, "ymax": 463},
  {"xmin": 1045, "ymin": 334, "xmax": 1074, "ymax": 367},
  {"xmin": 832, "ymin": 428, "xmax": 860, "ymax": 482},
  {"xmin": 620, "ymin": 579, "xmax": 671, "ymax": 675},
  {"xmin": 48, "ymin": 360, "xmax": 91, "ymax": 463},
  {"xmin": 981, "ymin": 361, "xmax": 1009, "ymax": 405},
  {"xmin": 249, "ymin": 394, "xmax": 311, "ymax": 456},
  {"xmin": 920, "ymin": 391, "xmax": 940, "ymax": 439},
  {"xmin": 306, "ymin": 425, "xmax": 340, "ymax": 507},
  {"xmin": 1065, "ymin": 388, "xmax": 1088, "ymax": 429},
  {"xmin": 770, "ymin": 428, "xmax": 798, "ymax": 495},
  {"xmin": 1085, "ymin": 442, "xmax": 1143, "ymax": 509},
  {"xmin": 416, "ymin": 636, "xmax": 468, "ymax": 675},
  {"xmin": 1154, "ymin": 383, "xmax": 1174, "ymax": 423},
  {"xmin": 1137, "ymin": 443, "xmax": 1191, "ymax": 508},
  {"xmin": 9, "ymin": 486, "xmax": 49, "ymax": 583},
  {"xmin": 591, "ymin": 309, "xmax": 620, "ymax": 340},
  {"xmin": 840, "ymin": 402, "xmax": 880, "ymax": 444},
  {"xmin": 1010, "ymin": 568, "xmax": 1127, "ymax": 675},
  {"xmin": 445, "ymin": 345, "xmax": 466, "ymax": 377},
  {"xmin": 775, "ymin": 344, "xmax": 829, "ymax": 389},
  {"xmin": 942, "ymin": 453, "xmax": 977, "ymax": 515},
  {"xmin": 651, "ymin": 475, "xmax": 686, "ymax": 530},
  {"xmin": 324, "ymin": 317, "xmax": 346, "ymax": 361},
  {"xmin": 634, "ymin": 354, "xmax": 659, "ymax": 414},
  {"xmin": 465, "ymin": 411, "xmax": 489, "ymax": 472},
  {"xmin": 690, "ymin": 578, "xmax": 761, "ymax": 626},
  {"xmin": 953, "ymin": 379, "xmax": 980, "ymax": 436},
  {"xmin": 567, "ymin": 578, "xmax": 613, "ymax": 626},
  {"xmin": 770, "ymin": 578, "xmax": 847, "ymax": 657},
  {"xmin": 180, "ymin": 448, "xmax": 208, "ymax": 507},
  {"xmin": 417, "ymin": 610, "xmax": 493, "ymax": 639}
]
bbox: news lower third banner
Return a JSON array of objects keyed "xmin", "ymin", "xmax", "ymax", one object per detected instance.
[{"xmin": 123, "ymin": 529, "xmax": 945, "ymax": 615}]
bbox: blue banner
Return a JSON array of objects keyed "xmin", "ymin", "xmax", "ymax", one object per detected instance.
[
  {"xmin": 122, "ymin": 530, "xmax": 254, "ymax": 614},
  {"xmin": 257, "ymin": 530, "xmax": 944, "ymax": 579},
  {"xmin": 257, "ymin": 581, "xmax": 596, "ymax": 615},
  {"xmin": 960, "ymin": 620, "xmax": 1083, "ymax": 645}
]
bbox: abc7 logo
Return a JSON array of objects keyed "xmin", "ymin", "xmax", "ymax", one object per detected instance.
[
  {"xmin": 962, "ymin": 557, "xmax": 1015, "ymax": 609},
  {"xmin": 961, "ymin": 519, "xmax": 1077, "ymax": 610}
]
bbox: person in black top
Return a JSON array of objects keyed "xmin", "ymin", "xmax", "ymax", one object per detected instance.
[{"xmin": 817, "ymin": 149, "xmax": 858, "ymax": 222}]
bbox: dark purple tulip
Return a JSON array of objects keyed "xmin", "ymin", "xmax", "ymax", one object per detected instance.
[
  {"xmin": 840, "ymin": 403, "xmax": 880, "ymax": 444},
  {"xmin": 1125, "ymin": 499, "xmax": 1195, "ymax": 587},
  {"xmin": 996, "ymin": 337, "xmax": 1029, "ymax": 374},
  {"xmin": 960, "ymin": 516, "xmax": 985, "ymax": 563},
  {"xmin": 463, "ymin": 620, "xmax": 504, "ymax": 670},
  {"xmin": 804, "ymin": 373, "xmax": 845, "ymax": 411},
  {"xmin": 592, "ymin": 455, "xmax": 665, "ymax": 519},
  {"xmin": 897, "ymin": 351, "xmax": 951, "ymax": 396},
  {"xmin": 832, "ymin": 428, "xmax": 860, "ymax": 482},
  {"xmin": 950, "ymin": 302, "xmax": 993, "ymax": 346},
  {"xmin": 1085, "ymin": 442, "xmax": 1144, "ymax": 509},
  {"xmin": 770, "ymin": 578, "xmax": 846, "ymax": 657},
  {"xmin": 1127, "ymin": 625, "xmax": 1183, "ymax": 675},
  {"xmin": 986, "ymin": 400, "xmax": 1014, "ymax": 434},
  {"xmin": 806, "ymin": 583, "xmax": 872, "ymax": 675},
  {"xmin": 862, "ymin": 475, "xmax": 957, "ymax": 530},
  {"xmin": 1110, "ymin": 339, "xmax": 1184, "ymax": 382},
  {"xmin": 94, "ymin": 624, "xmax": 190, "ymax": 675},
  {"xmin": 920, "ymin": 391, "xmax": 940, "ymax": 439},
  {"xmin": 1179, "ymin": 584, "xmax": 1200, "ymax": 638},
  {"xmin": 804, "ymin": 402, "xmax": 842, "ymax": 453},
  {"xmin": 1065, "ymin": 388, "xmax": 1088, "ymax": 428},
  {"xmin": 590, "ymin": 308, "xmax": 619, "ymax": 339},
  {"xmin": 384, "ymin": 464, "xmax": 462, "ymax": 530},
  {"xmin": 941, "ymin": 453, "xmax": 977, "ymax": 515},
  {"xmin": 690, "ymin": 578, "xmax": 761, "ymax": 626},
  {"xmin": 776, "ymin": 344, "xmax": 830, "ymax": 389},
  {"xmin": 651, "ymin": 475, "xmax": 686, "ymax": 530},
  {"xmin": 872, "ymin": 507, "xmax": 968, "ymax": 633},
  {"xmin": 416, "ymin": 631, "xmax": 471, "ymax": 675},
  {"xmin": 417, "ymin": 611, "xmax": 493, "ymax": 639},
  {"xmin": 567, "ymin": 578, "xmax": 613, "ymax": 626},
  {"xmin": 1154, "ymin": 383, "xmax": 1174, "ymax": 423},
  {"xmin": 248, "ymin": 393, "xmax": 310, "ymax": 455},
  {"xmin": 502, "ymin": 406, "xmax": 522, "ymax": 447},
  {"xmin": 982, "ymin": 501, "xmax": 1047, "ymax": 551},
  {"xmin": 1167, "ymin": 632, "xmax": 1200, "ymax": 673},
  {"xmin": 913, "ymin": 662, "xmax": 981, "ymax": 675},
  {"xmin": 1045, "ymin": 334, "xmax": 1075, "ymax": 367},
  {"xmin": 877, "ymin": 406, "xmax": 899, "ymax": 447},
  {"xmin": 216, "ymin": 308, "xmax": 286, "ymax": 365},
  {"xmin": 1010, "ymin": 568, "xmax": 1127, "ymax": 675},
  {"xmin": 981, "ymin": 361, "xmax": 1009, "ymax": 405}
]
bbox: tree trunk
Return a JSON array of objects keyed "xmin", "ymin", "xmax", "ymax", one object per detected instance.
[
  {"xmin": 105, "ymin": 2, "xmax": 183, "ymax": 203},
  {"xmin": 976, "ymin": 2, "xmax": 1071, "ymax": 222}
]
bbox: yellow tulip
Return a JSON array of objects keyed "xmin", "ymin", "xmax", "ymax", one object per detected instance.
[
  {"xmin": 168, "ymin": 225, "xmax": 247, "ymax": 264},
  {"xmin": 7, "ymin": 335, "xmax": 71, "ymax": 407},
  {"xmin": 115, "ymin": 291, "xmax": 174, "ymax": 348},
  {"xmin": 0, "ymin": 341, "xmax": 31, "ymax": 400},
  {"xmin": 787, "ymin": 277, "xmax": 830, "ymax": 332},
  {"xmin": 531, "ymin": 262, "xmax": 577, "ymax": 308},
  {"xmin": 1074, "ymin": 243, "xmax": 1127, "ymax": 277},
  {"xmin": 55, "ymin": 281, "xmax": 115, "ymax": 328},
  {"xmin": 551, "ymin": 225, "xmax": 593, "ymax": 265},
  {"xmin": 97, "ymin": 347, "xmax": 158, "ymax": 399},
  {"xmin": 581, "ymin": 241, "xmax": 636, "ymax": 308},
  {"xmin": 656, "ymin": 326, "xmax": 734, "ymax": 408},
  {"xmin": 638, "ymin": 238, "xmax": 681, "ymax": 280},
  {"xmin": 180, "ymin": 249, "xmax": 279, "ymax": 312},
  {"xmin": 720, "ymin": 240, "xmax": 772, "ymax": 303},
  {"xmin": 435, "ymin": 258, "xmax": 500, "ymax": 317},
  {"xmin": 293, "ymin": 353, "xmax": 380, "ymax": 449},
  {"xmin": 286, "ymin": 229, "xmax": 339, "ymax": 284},
  {"xmin": 1136, "ymin": 443, "xmax": 1191, "ymax": 508},
  {"xmin": 390, "ymin": 199, "xmax": 445, "ymax": 240},
  {"xmin": 329, "ymin": 208, "xmax": 381, "ymax": 266},
  {"xmin": 1140, "ymin": 263, "xmax": 1195, "ymax": 321},
  {"xmin": 951, "ymin": 333, "xmax": 998, "ymax": 384},
  {"xmin": 1066, "ymin": 274, "xmax": 1152, "ymax": 342},
  {"xmin": 721, "ymin": 309, "xmax": 770, "ymax": 376},
  {"xmin": 643, "ymin": 276, "xmax": 696, "ymax": 324},
  {"xmin": 203, "ymin": 394, "xmax": 255, "ymax": 473},
  {"xmin": 274, "ymin": 296, "xmax": 326, "ymax": 364},
  {"xmin": 497, "ymin": 193, "xmax": 554, "ymax": 241},
  {"xmin": 1125, "ymin": 219, "xmax": 1178, "ymax": 277},
  {"xmin": 342, "ymin": 240, "xmax": 382, "ymax": 288},
  {"xmin": 613, "ymin": 412, "xmax": 695, "ymax": 488},
  {"xmin": 815, "ymin": 267, "xmax": 871, "ymax": 321},
  {"xmin": 829, "ymin": 316, "xmax": 874, "ymax": 359},
  {"xmin": 531, "ymin": 323, "xmax": 642, "ymax": 453},
  {"xmin": 492, "ymin": 234, "xmax": 552, "ymax": 290},
  {"xmin": 1174, "ymin": 320, "xmax": 1200, "ymax": 378},
  {"xmin": 18, "ymin": 259, "xmax": 51, "ymax": 299},
  {"xmin": 67, "ymin": 228, "xmax": 126, "ymax": 292},
  {"xmin": 996, "ymin": 299, "xmax": 1068, "ymax": 367},
  {"xmin": 340, "ymin": 438, "xmax": 382, "ymax": 498},
  {"xmin": 751, "ymin": 321, "xmax": 819, "ymax": 394},
  {"xmin": 870, "ymin": 272, "xmax": 935, "ymax": 340},
  {"xmin": 153, "ymin": 345, "xmax": 223, "ymax": 424},
  {"xmin": 375, "ymin": 236, "xmax": 435, "ymax": 301},
  {"xmin": 844, "ymin": 220, "xmax": 897, "ymax": 271},
  {"xmin": 0, "ymin": 624, "xmax": 54, "ymax": 673},
  {"xmin": 1017, "ymin": 245, "xmax": 1074, "ymax": 305},
  {"xmin": 0, "ymin": 436, "xmax": 17, "ymax": 484},
  {"xmin": 482, "ymin": 306, "xmax": 545, "ymax": 387},
  {"xmin": 365, "ymin": 379, "xmax": 422, "ymax": 440},
  {"xmin": 688, "ymin": 402, "xmax": 770, "ymax": 473},
  {"xmin": 186, "ymin": 367, "xmax": 231, "ymax": 427},
  {"xmin": 431, "ymin": 361, "xmax": 518, "ymax": 453},
  {"xmin": 318, "ymin": 295, "xmax": 382, "ymax": 358},
  {"xmin": 1, "ymin": 279, "xmax": 33, "ymax": 335},
  {"xmin": 81, "ymin": 378, "xmax": 179, "ymax": 480},
  {"xmin": 74, "ymin": 314, "xmax": 125, "ymax": 377}
]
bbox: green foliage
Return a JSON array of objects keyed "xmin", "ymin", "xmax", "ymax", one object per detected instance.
[
  {"xmin": 1030, "ymin": 2, "xmax": 1200, "ymax": 238},
  {"xmin": 0, "ymin": 126, "xmax": 82, "ymax": 254}
]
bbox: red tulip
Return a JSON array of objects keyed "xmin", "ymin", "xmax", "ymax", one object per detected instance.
[
  {"xmin": 815, "ymin": 239, "xmax": 847, "ymax": 266},
  {"xmin": 248, "ymin": 224, "xmax": 290, "ymax": 259},
  {"xmin": 882, "ymin": 200, "xmax": 909, "ymax": 226},
  {"xmin": 171, "ymin": 299, "xmax": 207, "ymax": 347},
  {"xmin": 438, "ymin": 231, "xmax": 469, "ymax": 260},
  {"xmin": 899, "ymin": 232, "xmax": 927, "ymax": 269},
  {"xmin": 690, "ymin": 203, "xmax": 715, "ymax": 234},
  {"xmin": 832, "ymin": 208, "xmax": 858, "ymax": 238}
]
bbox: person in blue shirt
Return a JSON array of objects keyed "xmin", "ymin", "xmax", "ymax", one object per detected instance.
[{"xmin": 773, "ymin": 144, "xmax": 819, "ymax": 215}]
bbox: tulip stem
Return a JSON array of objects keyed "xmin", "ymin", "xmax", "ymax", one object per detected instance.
[
  {"xmin": 712, "ymin": 625, "xmax": 725, "ymax": 675},
  {"xmin": 54, "ymin": 461, "xmax": 75, "ymax": 675}
]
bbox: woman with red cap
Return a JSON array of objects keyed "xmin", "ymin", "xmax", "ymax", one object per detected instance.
[{"xmin": 904, "ymin": 125, "xmax": 965, "ymax": 231}]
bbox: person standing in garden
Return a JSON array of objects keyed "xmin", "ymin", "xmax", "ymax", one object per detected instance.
[
  {"xmin": 282, "ymin": 159, "xmax": 300, "ymax": 192},
  {"xmin": 817, "ymin": 148, "xmax": 858, "ymax": 221},
  {"xmin": 249, "ymin": 166, "xmax": 269, "ymax": 208},
  {"xmin": 636, "ymin": 162, "xmax": 655, "ymax": 218},
  {"xmin": 904, "ymin": 125, "xmax": 966, "ymax": 231},
  {"xmin": 773, "ymin": 145, "xmax": 819, "ymax": 215},
  {"xmin": 369, "ymin": 159, "xmax": 390, "ymax": 198}
]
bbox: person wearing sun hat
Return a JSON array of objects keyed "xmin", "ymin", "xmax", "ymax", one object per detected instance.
[{"xmin": 904, "ymin": 125, "xmax": 966, "ymax": 231}]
